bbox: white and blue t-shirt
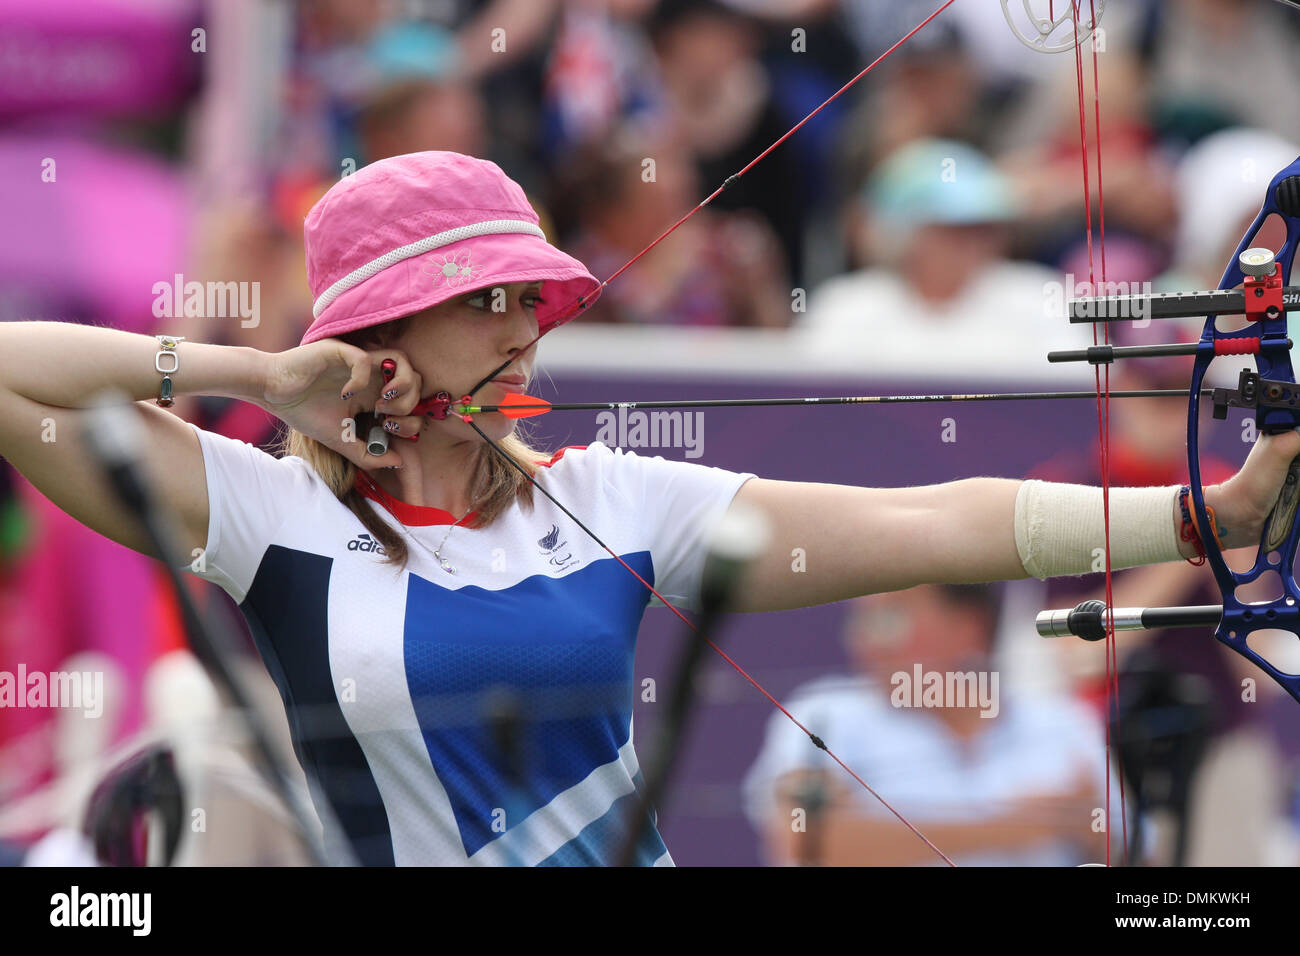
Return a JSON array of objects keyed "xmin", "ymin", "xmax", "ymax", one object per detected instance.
[{"xmin": 187, "ymin": 424, "xmax": 753, "ymax": 866}]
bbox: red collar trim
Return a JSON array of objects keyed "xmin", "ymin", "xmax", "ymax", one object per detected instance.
[
  {"xmin": 354, "ymin": 471, "xmax": 480, "ymax": 527},
  {"xmin": 541, "ymin": 445, "xmax": 585, "ymax": 468},
  {"xmin": 354, "ymin": 445, "xmax": 584, "ymax": 524}
]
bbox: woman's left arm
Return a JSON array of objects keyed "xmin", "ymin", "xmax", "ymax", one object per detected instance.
[
  {"xmin": 728, "ymin": 476, "xmax": 1027, "ymax": 612},
  {"xmin": 726, "ymin": 429, "xmax": 1300, "ymax": 613}
]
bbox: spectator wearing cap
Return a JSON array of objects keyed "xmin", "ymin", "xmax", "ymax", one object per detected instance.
[
  {"xmin": 797, "ymin": 138, "xmax": 1093, "ymax": 373},
  {"xmin": 352, "ymin": 22, "xmax": 488, "ymax": 165}
]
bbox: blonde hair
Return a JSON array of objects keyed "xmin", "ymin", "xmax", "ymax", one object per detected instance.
[{"xmin": 277, "ymin": 316, "xmax": 549, "ymax": 569}]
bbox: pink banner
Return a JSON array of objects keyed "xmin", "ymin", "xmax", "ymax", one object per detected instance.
[{"xmin": 0, "ymin": 0, "xmax": 202, "ymax": 118}]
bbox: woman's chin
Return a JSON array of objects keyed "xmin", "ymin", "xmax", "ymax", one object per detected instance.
[{"xmin": 464, "ymin": 416, "xmax": 516, "ymax": 443}]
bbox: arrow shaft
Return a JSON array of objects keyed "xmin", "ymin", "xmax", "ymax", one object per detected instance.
[{"xmin": 460, "ymin": 388, "xmax": 1212, "ymax": 415}]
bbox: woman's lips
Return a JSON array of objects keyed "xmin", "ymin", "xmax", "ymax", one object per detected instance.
[{"xmin": 491, "ymin": 376, "xmax": 526, "ymax": 393}]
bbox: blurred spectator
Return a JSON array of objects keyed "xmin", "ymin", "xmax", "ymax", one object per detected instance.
[
  {"xmin": 1141, "ymin": 0, "xmax": 1300, "ymax": 148},
  {"xmin": 743, "ymin": 584, "xmax": 1115, "ymax": 866},
  {"xmin": 797, "ymin": 138, "xmax": 1093, "ymax": 369},
  {"xmin": 539, "ymin": 0, "xmax": 663, "ymax": 158},
  {"xmin": 647, "ymin": 0, "xmax": 808, "ymax": 285},
  {"xmin": 296, "ymin": 17, "xmax": 487, "ymax": 168},
  {"xmin": 997, "ymin": 53, "xmax": 1177, "ymax": 272},
  {"xmin": 707, "ymin": 0, "xmax": 859, "ymax": 207},
  {"xmin": 554, "ymin": 125, "xmax": 792, "ymax": 327},
  {"xmin": 295, "ymin": 2, "xmax": 554, "ymax": 187},
  {"xmin": 1171, "ymin": 127, "xmax": 1300, "ymax": 292},
  {"xmin": 354, "ymin": 23, "xmax": 487, "ymax": 163},
  {"xmin": 455, "ymin": 0, "xmax": 563, "ymax": 80},
  {"xmin": 357, "ymin": 75, "xmax": 487, "ymax": 164},
  {"xmin": 835, "ymin": 5, "xmax": 988, "ymax": 181}
]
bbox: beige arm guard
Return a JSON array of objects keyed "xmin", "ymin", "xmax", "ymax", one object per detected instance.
[{"xmin": 1014, "ymin": 480, "xmax": 1185, "ymax": 580}]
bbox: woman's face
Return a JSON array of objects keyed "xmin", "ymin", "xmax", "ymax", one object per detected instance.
[{"xmin": 388, "ymin": 280, "xmax": 545, "ymax": 443}]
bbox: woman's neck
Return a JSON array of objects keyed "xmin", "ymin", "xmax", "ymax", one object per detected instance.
[{"xmin": 366, "ymin": 432, "xmax": 481, "ymax": 518}]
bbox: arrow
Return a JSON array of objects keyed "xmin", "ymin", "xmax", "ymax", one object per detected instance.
[{"xmin": 458, "ymin": 389, "xmax": 1216, "ymax": 419}]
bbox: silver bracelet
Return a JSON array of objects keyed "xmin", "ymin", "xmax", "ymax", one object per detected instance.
[{"xmin": 154, "ymin": 335, "xmax": 185, "ymax": 407}]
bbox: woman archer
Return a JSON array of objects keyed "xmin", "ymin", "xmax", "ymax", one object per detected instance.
[{"xmin": 1, "ymin": 151, "xmax": 1295, "ymax": 865}]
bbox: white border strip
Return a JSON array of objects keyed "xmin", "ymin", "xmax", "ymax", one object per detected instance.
[{"xmin": 312, "ymin": 219, "xmax": 546, "ymax": 317}]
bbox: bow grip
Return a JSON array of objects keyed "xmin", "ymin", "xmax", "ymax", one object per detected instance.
[{"xmin": 1263, "ymin": 454, "xmax": 1300, "ymax": 552}]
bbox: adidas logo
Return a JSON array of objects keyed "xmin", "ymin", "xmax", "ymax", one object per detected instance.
[{"xmin": 347, "ymin": 533, "xmax": 387, "ymax": 555}]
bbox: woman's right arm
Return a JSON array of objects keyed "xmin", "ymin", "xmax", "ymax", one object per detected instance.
[
  {"xmin": 0, "ymin": 322, "xmax": 274, "ymax": 558},
  {"xmin": 0, "ymin": 322, "xmax": 420, "ymax": 561}
]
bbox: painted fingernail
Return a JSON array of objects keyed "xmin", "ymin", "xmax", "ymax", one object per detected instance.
[
  {"xmin": 383, "ymin": 420, "xmax": 400, "ymax": 433},
  {"xmin": 341, "ymin": 391, "xmax": 354, "ymax": 401},
  {"xmin": 383, "ymin": 389, "xmax": 398, "ymax": 401}
]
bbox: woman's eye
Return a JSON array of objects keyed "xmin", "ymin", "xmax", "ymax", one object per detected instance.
[{"xmin": 464, "ymin": 290, "xmax": 544, "ymax": 311}]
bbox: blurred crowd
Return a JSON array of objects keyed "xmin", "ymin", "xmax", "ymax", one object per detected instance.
[
  {"xmin": 12, "ymin": 0, "xmax": 1300, "ymax": 337},
  {"xmin": 5, "ymin": 0, "xmax": 1300, "ymax": 865}
]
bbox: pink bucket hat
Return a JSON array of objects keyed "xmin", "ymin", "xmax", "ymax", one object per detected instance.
[{"xmin": 300, "ymin": 151, "xmax": 600, "ymax": 345}]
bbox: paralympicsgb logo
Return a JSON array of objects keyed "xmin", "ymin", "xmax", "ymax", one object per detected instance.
[
  {"xmin": 537, "ymin": 524, "xmax": 577, "ymax": 571},
  {"xmin": 348, "ymin": 533, "xmax": 387, "ymax": 556}
]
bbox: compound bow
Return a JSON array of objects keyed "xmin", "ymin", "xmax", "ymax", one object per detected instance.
[{"xmin": 1038, "ymin": 162, "xmax": 1300, "ymax": 708}]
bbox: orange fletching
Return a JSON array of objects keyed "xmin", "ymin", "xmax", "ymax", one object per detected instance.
[{"xmin": 498, "ymin": 394, "xmax": 553, "ymax": 419}]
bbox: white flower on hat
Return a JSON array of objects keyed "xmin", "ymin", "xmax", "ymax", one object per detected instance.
[{"xmin": 422, "ymin": 250, "xmax": 483, "ymax": 287}]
